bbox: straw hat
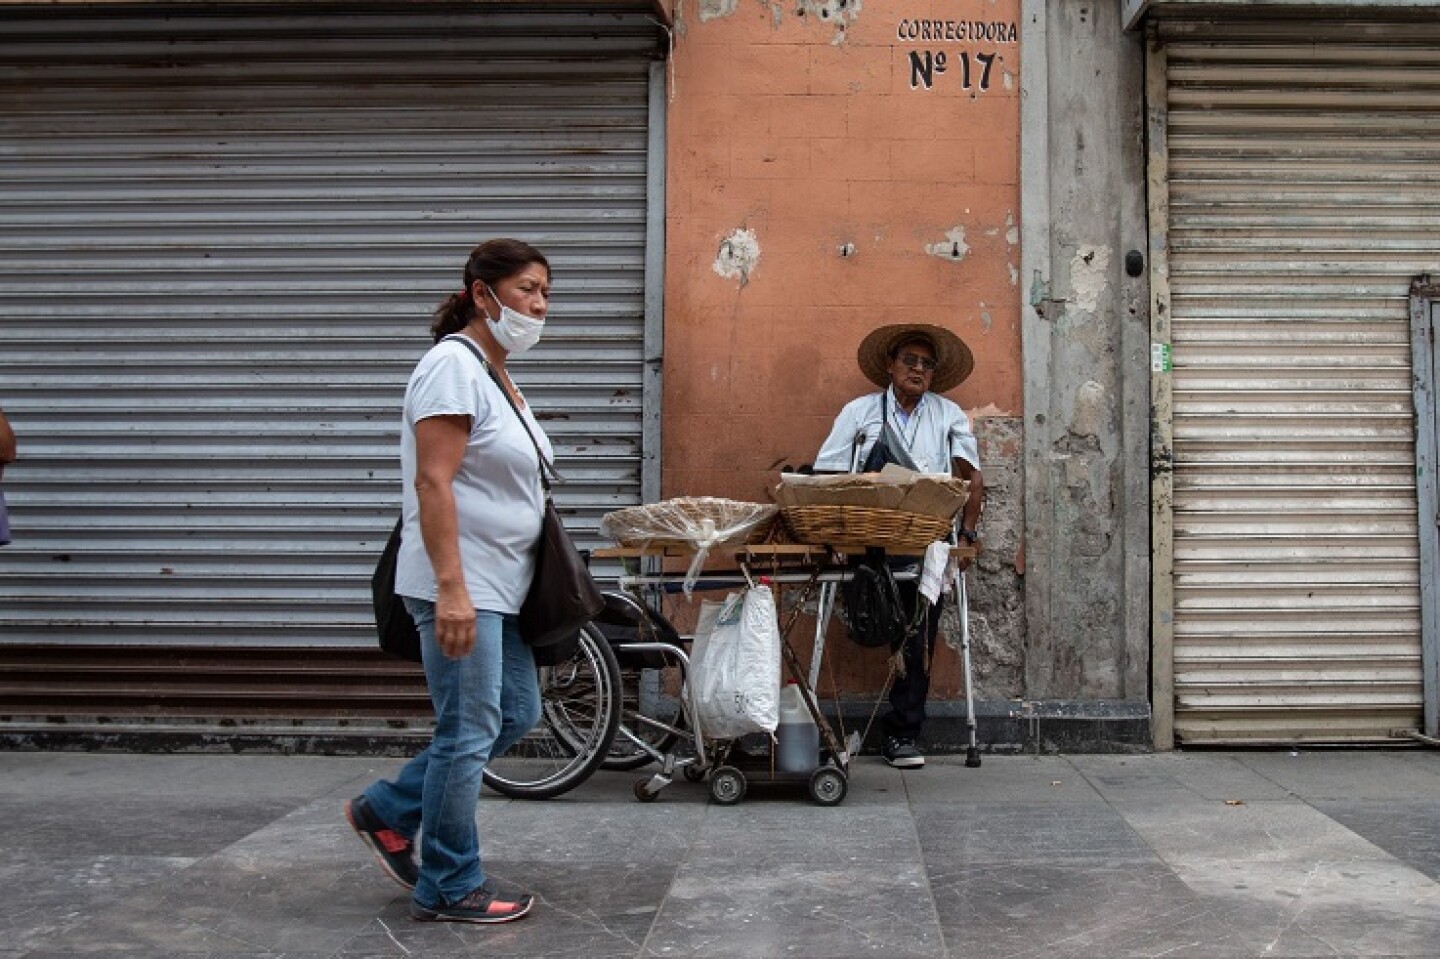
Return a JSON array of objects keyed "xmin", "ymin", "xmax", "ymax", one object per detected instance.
[{"xmin": 857, "ymin": 322, "xmax": 974, "ymax": 394}]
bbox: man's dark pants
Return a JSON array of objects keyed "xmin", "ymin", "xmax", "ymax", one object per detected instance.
[{"xmin": 881, "ymin": 574, "xmax": 942, "ymax": 742}]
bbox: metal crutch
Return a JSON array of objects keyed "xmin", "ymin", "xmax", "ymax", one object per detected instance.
[{"xmin": 951, "ymin": 527, "xmax": 982, "ymax": 768}]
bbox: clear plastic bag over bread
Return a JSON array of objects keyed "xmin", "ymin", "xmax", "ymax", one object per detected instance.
[
  {"xmin": 600, "ymin": 497, "xmax": 777, "ymax": 594},
  {"xmin": 600, "ymin": 497, "xmax": 776, "ymax": 548}
]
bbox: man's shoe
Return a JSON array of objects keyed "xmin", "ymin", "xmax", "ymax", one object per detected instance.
[
  {"xmin": 883, "ymin": 737, "xmax": 925, "ymax": 769},
  {"xmin": 411, "ymin": 880, "xmax": 534, "ymax": 924},
  {"xmin": 345, "ymin": 796, "xmax": 418, "ymax": 890}
]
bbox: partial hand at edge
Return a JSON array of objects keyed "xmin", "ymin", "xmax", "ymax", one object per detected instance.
[{"xmin": 434, "ymin": 583, "xmax": 477, "ymax": 659}]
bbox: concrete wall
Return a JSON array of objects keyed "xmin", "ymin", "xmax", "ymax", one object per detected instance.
[
  {"xmin": 1020, "ymin": 0, "xmax": 1150, "ymax": 707},
  {"xmin": 662, "ymin": 0, "xmax": 1026, "ymax": 703}
]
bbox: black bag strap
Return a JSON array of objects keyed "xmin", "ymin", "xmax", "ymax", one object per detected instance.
[
  {"xmin": 444, "ymin": 334, "xmax": 562, "ymax": 493},
  {"xmin": 875, "ymin": 390, "xmax": 922, "ymax": 472}
]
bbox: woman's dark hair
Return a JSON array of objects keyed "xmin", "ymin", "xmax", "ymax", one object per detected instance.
[{"xmin": 431, "ymin": 238, "xmax": 551, "ymax": 343}]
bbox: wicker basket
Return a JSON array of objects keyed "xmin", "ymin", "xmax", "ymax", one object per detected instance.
[{"xmin": 780, "ymin": 505, "xmax": 953, "ymax": 553}]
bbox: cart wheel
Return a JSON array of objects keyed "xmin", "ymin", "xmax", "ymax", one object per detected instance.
[
  {"xmin": 708, "ymin": 766, "xmax": 746, "ymax": 805},
  {"xmin": 808, "ymin": 766, "xmax": 847, "ymax": 806},
  {"xmin": 682, "ymin": 763, "xmax": 706, "ymax": 783},
  {"xmin": 634, "ymin": 778, "xmax": 661, "ymax": 803}
]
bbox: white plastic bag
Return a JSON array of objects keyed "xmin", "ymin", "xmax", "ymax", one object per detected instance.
[{"xmin": 688, "ymin": 585, "xmax": 781, "ymax": 740}]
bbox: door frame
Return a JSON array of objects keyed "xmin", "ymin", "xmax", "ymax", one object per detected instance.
[{"xmin": 1410, "ymin": 275, "xmax": 1440, "ymax": 739}]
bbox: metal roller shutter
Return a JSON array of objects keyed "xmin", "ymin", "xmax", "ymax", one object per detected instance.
[
  {"xmin": 1158, "ymin": 16, "xmax": 1440, "ymax": 743},
  {"xmin": 0, "ymin": 4, "xmax": 660, "ymax": 672}
]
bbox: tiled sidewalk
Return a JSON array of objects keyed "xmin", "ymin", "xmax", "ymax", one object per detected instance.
[{"xmin": 3, "ymin": 749, "xmax": 1439, "ymax": 957}]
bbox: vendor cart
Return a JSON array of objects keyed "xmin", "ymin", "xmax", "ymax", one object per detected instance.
[{"xmin": 591, "ymin": 539, "xmax": 980, "ymax": 806}]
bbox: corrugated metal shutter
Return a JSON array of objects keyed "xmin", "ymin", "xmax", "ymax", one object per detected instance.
[
  {"xmin": 0, "ymin": 4, "xmax": 660, "ymax": 668},
  {"xmin": 1159, "ymin": 16, "xmax": 1440, "ymax": 743}
]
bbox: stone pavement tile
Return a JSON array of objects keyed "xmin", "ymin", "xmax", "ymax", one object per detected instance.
[
  {"xmin": 928, "ymin": 860, "xmax": 1275, "ymax": 959},
  {"xmin": 0, "ymin": 853, "xmax": 196, "ymax": 954},
  {"xmin": 1161, "ymin": 753, "xmax": 1298, "ymax": 802},
  {"xmin": 1062, "ymin": 754, "xmax": 1197, "ymax": 802},
  {"xmin": 913, "ymin": 803, "xmax": 1156, "ymax": 866},
  {"xmin": 335, "ymin": 860, "xmax": 670, "ymax": 958},
  {"xmin": 1118, "ymin": 800, "xmax": 1394, "ymax": 866},
  {"xmin": 35, "ymin": 844, "xmax": 385, "ymax": 956},
  {"xmin": 20, "ymin": 953, "xmax": 314, "ymax": 958},
  {"xmin": 1172, "ymin": 859, "xmax": 1440, "ymax": 957},
  {"xmin": 468, "ymin": 799, "xmax": 707, "ymax": 865},
  {"xmin": 903, "ymin": 755, "xmax": 1103, "ymax": 804},
  {"xmin": 1069, "ymin": 753, "xmax": 1291, "ymax": 803},
  {"xmin": 28, "ymin": 791, "xmax": 406, "ymax": 957},
  {"xmin": 1234, "ymin": 750, "xmax": 1440, "ymax": 801},
  {"xmin": 687, "ymin": 803, "xmax": 919, "ymax": 867},
  {"xmin": 835, "ymin": 760, "xmax": 911, "ymax": 806},
  {"xmin": 1315, "ymin": 799, "xmax": 1440, "ymax": 881},
  {"xmin": 0, "ymin": 795, "xmax": 299, "ymax": 859},
  {"xmin": 0, "ymin": 753, "xmax": 383, "ymax": 803},
  {"xmin": 641, "ymin": 860, "xmax": 944, "ymax": 958}
]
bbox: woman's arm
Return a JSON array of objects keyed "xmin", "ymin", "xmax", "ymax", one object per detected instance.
[{"xmin": 413, "ymin": 414, "xmax": 475, "ymax": 659}]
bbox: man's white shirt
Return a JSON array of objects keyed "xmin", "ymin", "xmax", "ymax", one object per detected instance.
[{"xmin": 814, "ymin": 387, "xmax": 979, "ymax": 475}]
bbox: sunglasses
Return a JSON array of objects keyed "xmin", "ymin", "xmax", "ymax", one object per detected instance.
[{"xmin": 897, "ymin": 352, "xmax": 937, "ymax": 372}]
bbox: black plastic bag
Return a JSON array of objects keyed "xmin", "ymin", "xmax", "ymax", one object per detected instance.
[{"xmin": 839, "ymin": 550, "xmax": 909, "ymax": 649}]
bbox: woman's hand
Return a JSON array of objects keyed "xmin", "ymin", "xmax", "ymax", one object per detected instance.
[{"xmin": 435, "ymin": 581, "xmax": 477, "ymax": 658}]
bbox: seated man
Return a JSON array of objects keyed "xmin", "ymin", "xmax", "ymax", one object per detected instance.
[{"xmin": 813, "ymin": 323, "xmax": 984, "ymax": 768}]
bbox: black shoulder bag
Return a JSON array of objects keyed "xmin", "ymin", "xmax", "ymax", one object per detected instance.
[
  {"xmin": 373, "ymin": 519, "xmax": 421, "ymax": 662},
  {"xmin": 839, "ymin": 548, "xmax": 909, "ymax": 649},
  {"xmin": 861, "ymin": 391, "xmax": 922, "ymax": 473},
  {"xmin": 448, "ymin": 336, "xmax": 604, "ymax": 664}
]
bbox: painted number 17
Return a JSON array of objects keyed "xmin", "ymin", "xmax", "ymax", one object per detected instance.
[{"xmin": 908, "ymin": 50, "xmax": 997, "ymax": 92}]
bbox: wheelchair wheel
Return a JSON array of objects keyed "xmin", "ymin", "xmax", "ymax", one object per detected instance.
[{"xmin": 483, "ymin": 623, "xmax": 621, "ymax": 800}]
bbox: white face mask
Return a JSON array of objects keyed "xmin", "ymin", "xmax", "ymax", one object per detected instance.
[{"xmin": 483, "ymin": 286, "xmax": 545, "ymax": 355}]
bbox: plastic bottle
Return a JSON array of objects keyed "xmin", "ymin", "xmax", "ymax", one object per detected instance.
[{"xmin": 776, "ymin": 681, "xmax": 819, "ymax": 775}]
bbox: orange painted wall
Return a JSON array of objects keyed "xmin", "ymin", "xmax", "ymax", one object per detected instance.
[{"xmin": 663, "ymin": 0, "xmax": 1022, "ymax": 502}]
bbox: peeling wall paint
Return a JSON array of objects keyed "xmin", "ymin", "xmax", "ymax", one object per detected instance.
[
  {"xmin": 1069, "ymin": 244, "xmax": 1112, "ymax": 314},
  {"xmin": 1071, "ymin": 379, "xmax": 1106, "ymax": 438},
  {"xmin": 697, "ymin": 0, "xmax": 738, "ymax": 22},
  {"xmin": 925, "ymin": 226, "xmax": 970, "ymax": 262},
  {"xmin": 798, "ymin": 0, "xmax": 862, "ymax": 31},
  {"xmin": 713, "ymin": 228, "xmax": 760, "ymax": 285},
  {"xmin": 747, "ymin": 0, "xmax": 860, "ymax": 41}
]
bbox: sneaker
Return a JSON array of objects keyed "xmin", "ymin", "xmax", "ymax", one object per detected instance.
[
  {"xmin": 411, "ymin": 880, "xmax": 534, "ymax": 924},
  {"xmin": 345, "ymin": 796, "xmax": 418, "ymax": 890},
  {"xmin": 883, "ymin": 737, "xmax": 925, "ymax": 769}
]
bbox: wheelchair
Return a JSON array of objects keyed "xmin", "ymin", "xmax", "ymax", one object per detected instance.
[{"xmin": 482, "ymin": 591, "xmax": 697, "ymax": 801}]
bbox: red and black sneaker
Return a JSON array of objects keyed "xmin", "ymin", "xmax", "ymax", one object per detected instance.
[
  {"xmin": 345, "ymin": 795, "xmax": 418, "ymax": 890},
  {"xmin": 410, "ymin": 880, "xmax": 534, "ymax": 924}
]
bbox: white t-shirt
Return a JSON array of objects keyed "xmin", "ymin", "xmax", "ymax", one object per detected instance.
[{"xmin": 394, "ymin": 337, "xmax": 554, "ymax": 614}]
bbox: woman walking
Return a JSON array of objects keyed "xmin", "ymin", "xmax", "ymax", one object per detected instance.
[{"xmin": 346, "ymin": 238, "xmax": 555, "ymax": 923}]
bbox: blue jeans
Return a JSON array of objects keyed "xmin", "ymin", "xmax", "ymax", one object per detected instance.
[{"xmin": 362, "ymin": 598, "xmax": 541, "ymax": 908}]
